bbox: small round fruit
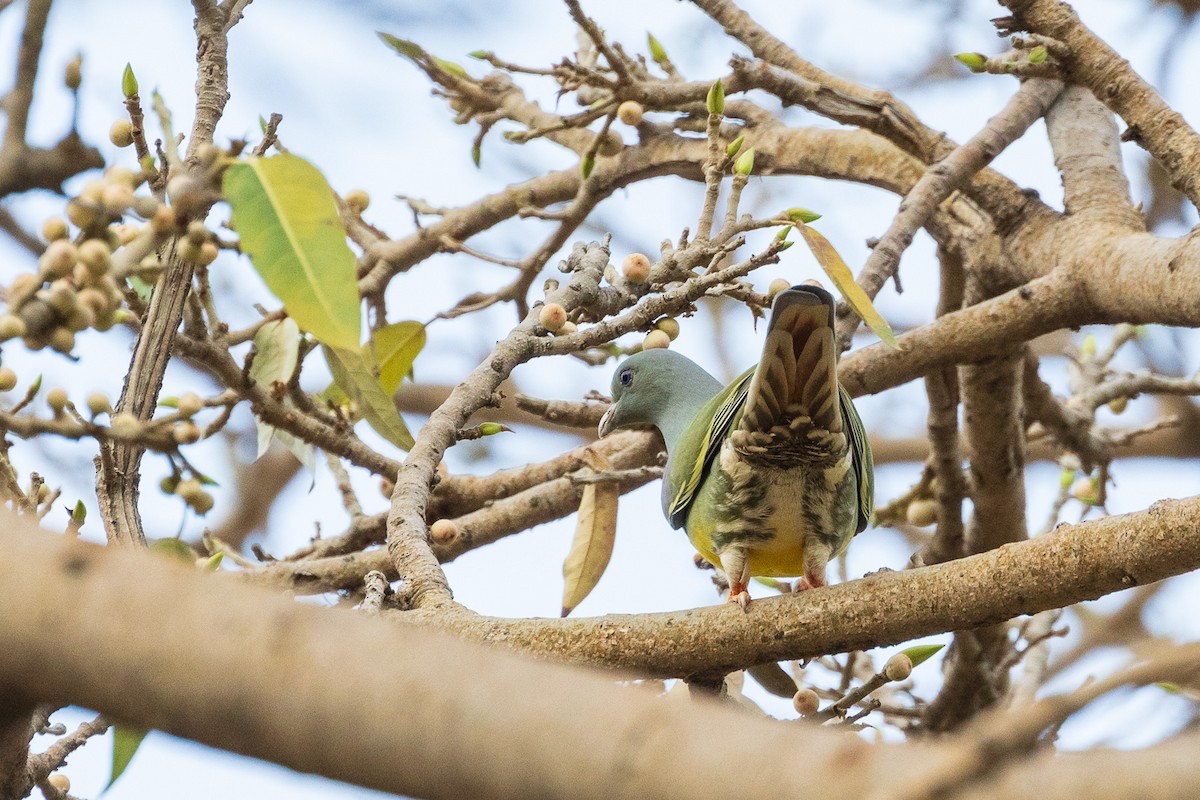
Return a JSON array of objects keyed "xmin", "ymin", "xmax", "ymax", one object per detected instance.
[
  {"xmin": 0, "ymin": 315, "xmax": 27, "ymax": 341},
  {"xmin": 885, "ymin": 653, "xmax": 914, "ymax": 682},
  {"xmin": 189, "ymin": 489, "xmax": 215, "ymax": 515},
  {"xmin": 195, "ymin": 242, "xmax": 219, "ymax": 266},
  {"xmin": 102, "ymin": 182, "xmax": 135, "ymax": 215},
  {"xmin": 379, "ymin": 477, "xmax": 395, "ymax": 498},
  {"xmin": 643, "ymin": 329, "xmax": 671, "ymax": 350},
  {"xmin": 655, "ymin": 317, "xmax": 680, "ymax": 340},
  {"xmin": 768, "ymin": 278, "xmax": 791, "ymax": 298},
  {"xmin": 173, "ymin": 420, "xmax": 201, "ymax": 444},
  {"xmin": 617, "ymin": 100, "xmax": 644, "ymax": 126},
  {"xmin": 48, "ymin": 327, "xmax": 75, "ymax": 355},
  {"xmin": 48, "ymin": 773, "xmax": 70, "ymax": 792},
  {"xmin": 185, "ymin": 220, "xmax": 208, "ymax": 245},
  {"xmin": 175, "ymin": 478, "xmax": 204, "ymax": 501},
  {"xmin": 132, "ymin": 194, "xmax": 160, "ymax": 218},
  {"xmin": 39, "ymin": 240, "xmax": 77, "ymax": 280},
  {"xmin": 555, "ymin": 320, "xmax": 578, "ymax": 336},
  {"xmin": 77, "ymin": 239, "xmax": 112, "ymax": 276},
  {"xmin": 109, "ymin": 411, "xmax": 140, "ymax": 439},
  {"xmin": 106, "ymin": 165, "xmax": 139, "ymax": 188},
  {"xmin": 41, "ymin": 217, "xmax": 69, "ymax": 242},
  {"xmin": 792, "ymin": 688, "xmax": 820, "ymax": 717},
  {"xmin": 538, "ymin": 302, "xmax": 568, "ymax": 333},
  {"xmin": 166, "ymin": 175, "xmax": 204, "ymax": 215},
  {"xmin": 1071, "ymin": 476, "xmax": 1100, "ymax": 505},
  {"xmin": 36, "ymin": 483, "xmax": 51, "ymax": 502},
  {"xmin": 177, "ymin": 392, "xmax": 204, "ymax": 417},
  {"xmin": 430, "ymin": 518, "xmax": 458, "ymax": 544},
  {"xmin": 0, "ymin": 368, "xmax": 17, "ymax": 391},
  {"xmin": 109, "ymin": 119, "xmax": 134, "ymax": 148},
  {"xmin": 1107, "ymin": 396, "xmax": 1128, "ymax": 414},
  {"xmin": 905, "ymin": 498, "xmax": 937, "ymax": 527},
  {"xmin": 46, "ymin": 387, "xmax": 69, "ymax": 412},
  {"xmin": 622, "ymin": 253, "xmax": 651, "ymax": 283},
  {"xmin": 86, "ymin": 392, "xmax": 111, "ymax": 416},
  {"xmin": 66, "ymin": 198, "xmax": 101, "ymax": 230},
  {"xmin": 345, "ymin": 189, "xmax": 370, "ymax": 214},
  {"xmin": 160, "ymin": 475, "xmax": 180, "ymax": 495}
]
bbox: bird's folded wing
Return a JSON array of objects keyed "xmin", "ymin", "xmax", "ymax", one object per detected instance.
[{"xmin": 663, "ymin": 369, "xmax": 753, "ymax": 529}]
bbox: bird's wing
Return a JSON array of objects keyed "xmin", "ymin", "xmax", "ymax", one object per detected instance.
[
  {"xmin": 840, "ymin": 382, "xmax": 874, "ymax": 534},
  {"xmin": 735, "ymin": 286, "xmax": 845, "ymax": 465},
  {"xmin": 662, "ymin": 368, "xmax": 754, "ymax": 529}
]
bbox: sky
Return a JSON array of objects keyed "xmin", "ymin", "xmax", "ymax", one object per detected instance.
[{"xmin": 4, "ymin": 0, "xmax": 1200, "ymax": 797}]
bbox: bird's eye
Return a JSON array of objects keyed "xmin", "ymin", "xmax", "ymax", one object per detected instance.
[{"xmin": 619, "ymin": 368, "xmax": 633, "ymax": 387}]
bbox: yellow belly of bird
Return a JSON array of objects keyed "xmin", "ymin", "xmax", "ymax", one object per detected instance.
[{"xmin": 684, "ymin": 464, "xmax": 822, "ymax": 578}]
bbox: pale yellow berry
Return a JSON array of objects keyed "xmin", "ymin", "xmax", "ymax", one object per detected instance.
[
  {"xmin": 885, "ymin": 653, "xmax": 914, "ymax": 682},
  {"xmin": 160, "ymin": 475, "xmax": 179, "ymax": 495},
  {"xmin": 555, "ymin": 320, "xmax": 578, "ymax": 336},
  {"xmin": 86, "ymin": 392, "xmax": 111, "ymax": 416},
  {"xmin": 792, "ymin": 688, "xmax": 820, "ymax": 716},
  {"xmin": 109, "ymin": 411, "xmax": 140, "ymax": 439},
  {"xmin": 1071, "ymin": 476, "xmax": 1100, "ymax": 505},
  {"xmin": 0, "ymin": 368, "xmax": 17, "ymax": 392},
  {"xmin": 47, "ymin": 773, "xmax": 70, "ymax": 792},
  {"xmin": 173, "ymin": 420, "xmax": 201, "ymax": 444},
  {"xmin": 189, "ymin": 489, "xmax": 215, "ymax": 515},
  {"xmin": 768, "ymin": 278, "xmax": 791, "ymax": 298},
  {"xmin": 1107, "ymin": 396, "xmax": 1128, "ymax": 414},
  {"xmin": 345, "ymin": 189, "xmax": 370, "ymax": 214},
  {"xmin": 185, "ymin": 220, "xmax": 208, "ymax": 246},
  {"xmin": 166, "ymin": 175, "xmax": 205, "ymax": 215},
  {"xmin": 643, "ymin": 329, "xmax": 671, "ymax": 350},
  {"xmin": 112, "ymin": 224, "xmax": 140, "ymax": 246},
  {"xmin": 64, "ymin": 55, "xmax": 82, "ymax": 91},
  {"xmin": 41, "ymin": 217, "xmax": 69, "ymax": 241},
  {"xmin": 622, "ymin": 253, "xmax": 651, "ymax": 283},
  {"xmin": 106, "ymin": 166, "xmax": 139, "ymax": 188},
  {"xmin": 539, "ymin": 302, "xmax": 568, "ymax": 333},
  {"xmin": 77, "ymin": 239, "xmax": 112, "ymax": 276},
  {"xmin": 905, "ymin": 499, "xmax": 937, "ymax": 527},
  {"xmin": 102, "ymin": 182, "xmax": 135, "ymax": 216},
  {"xmin": 430, "ymin": 518, "xmax": 458, "ymax": 544},
  {"xmin": 46, "ymin": 387, "xmax": 69, "ymax": 412},
  {"xmin": 109, "ymin": 119, "xmax": 134, "ymax": 148},
  {"xmin": 39, "ymin": 240, "xmax": 77, "ymax": 280},
  {"xmin": 195, "ymin": 241, "xmax": 219, "ymax": 266},
  {"xmin": 150, "ymin": 205, "xmax": 176, "ymax": 233},
  {"xmin": 379, "ymin": 477, "xmax": 395, "ymax": 498},
  {"xmin": 655, "ymin": 317, "xmax": 680, "ymax": 341},
  {"xmin": 0, "ymin": 315, "xmax": 27, "ymax": 341},
  {"xmin": 132, "ymin": 195, "xmax": 160, "ymax": 218},
  {"xmin": 617, "ymin": 100, "xmax": 644, "ymax": 126},
  {"xmin": 66, "ymin": 198, "xmax": 101, "ymax": 230},
  {"xmin": 175, "ymin": 478, "xmax": 204, "ymax": 502},
  {"xmin": 176, "ymin": 392, "xmax": 204, "ymax": 417}
]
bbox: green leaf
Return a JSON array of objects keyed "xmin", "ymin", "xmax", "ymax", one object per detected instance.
[
  {"xmin": 202, "ymin": 551, "xmax": 224, "ymax": 571},
  {"xmin": 734, "ymin": 146, "xmax": 755, "ymax": 176},
  {"xmin": 954, "ymin": 52, "xmax": 987, "ymax": 72},
  {"xmin": 647, "ymin": 32, "xmax": 668, "ymax": 63},
  {"xmin": 378, "ymin": 32, "xmax": 426, "ymax": 62},
  {"xmin": 128, "ymin": 275, "xmax": 153, "ymax": 302},
  {"xmin": 468, "ymin": 50, "xmax": 488, "ymax": 60},
  {"xmin": 900, "ymin": 643, "xmax": 945, "ymax": 668},
  {"xmin": 795, "ymin": 224, "xmax": 898, "ymax": 348},
  {"xmin": 372, "ymin": 320, "xmax": 426, "ymax": 393},
  {"xmin": 223, "ymin": 153, "xmax": 362, "ymax": 351},
  {"xmin": 1028, "ymin": 45, "xmax": 1048, "ymax": 64},
  {"xmin": 150, "ymin": 537, "xmax": 193, "ymax": 564},
  {"xmin": 323, "ymin": 345, "xmax": 414, "ymax": 450},
  {"xmin": 471, "ymin": 144, "xmax": 481, "ymax": 167},
  {"xmin": 786, "ymin": 207, "xmax": 822, "ymax": 223},
  {"xmin": 106, "ymin": 725, "xmax": 147, "ymax": 790},
  {"xmin": 581, "ymin": 153, "xmax": 595, "ymax": 180},
  {"xmin": 707, "ymin": 79, "xmax": 724, "ymax": 116},
  {"xmin": 1155, "ymin": 681, "xmax": 1182, "ymax": 694},
  {"xmin": 121, "ymin": 63, "xmax": 138, "ymax": 98}
]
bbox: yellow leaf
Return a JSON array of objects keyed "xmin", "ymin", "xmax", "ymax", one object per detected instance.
[
  {"xmin": 323, "ymin": 344, "xmax": 415, "ymax": 451},
  {"xmin": 561, "ymin": 450, "xmax": 619, "ymax": 617},
  {"xmin": 795, "ymin": 224, "xmax": 898, "ymax": 348}
]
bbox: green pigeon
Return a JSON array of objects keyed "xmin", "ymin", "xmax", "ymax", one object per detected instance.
[{"xmin": 597, "ymin": 284, "xmax": 873, "ymax": 606}]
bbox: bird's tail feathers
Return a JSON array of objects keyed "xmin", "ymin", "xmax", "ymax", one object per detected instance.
[{"xmin": 739, "ymin": 285, "xmax": 841, "ymax": 436}]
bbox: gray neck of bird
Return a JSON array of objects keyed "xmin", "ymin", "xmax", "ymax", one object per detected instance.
[{"xmin": 654, "ymin": 376, "xmax": 722, "ymax": 454}]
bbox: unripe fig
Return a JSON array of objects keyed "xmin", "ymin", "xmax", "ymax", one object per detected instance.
[{"xmin": 622, "ymin": 252, "xmax": 651, "ymax": 283}]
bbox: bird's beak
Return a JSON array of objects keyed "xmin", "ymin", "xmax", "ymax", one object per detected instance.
[{"xmin": 597, "ymin": 404, "xmax": 616, "ymax": 438}]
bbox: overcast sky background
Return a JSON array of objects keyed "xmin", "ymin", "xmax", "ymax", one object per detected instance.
[{"xmin": 4, "ymin": 0, "xmax": 1200, "ymax": 797}]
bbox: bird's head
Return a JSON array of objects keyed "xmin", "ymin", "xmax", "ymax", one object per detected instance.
[{"xmin": 597, "ymin": 349, "xmax": 717, "ymax": 443}]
